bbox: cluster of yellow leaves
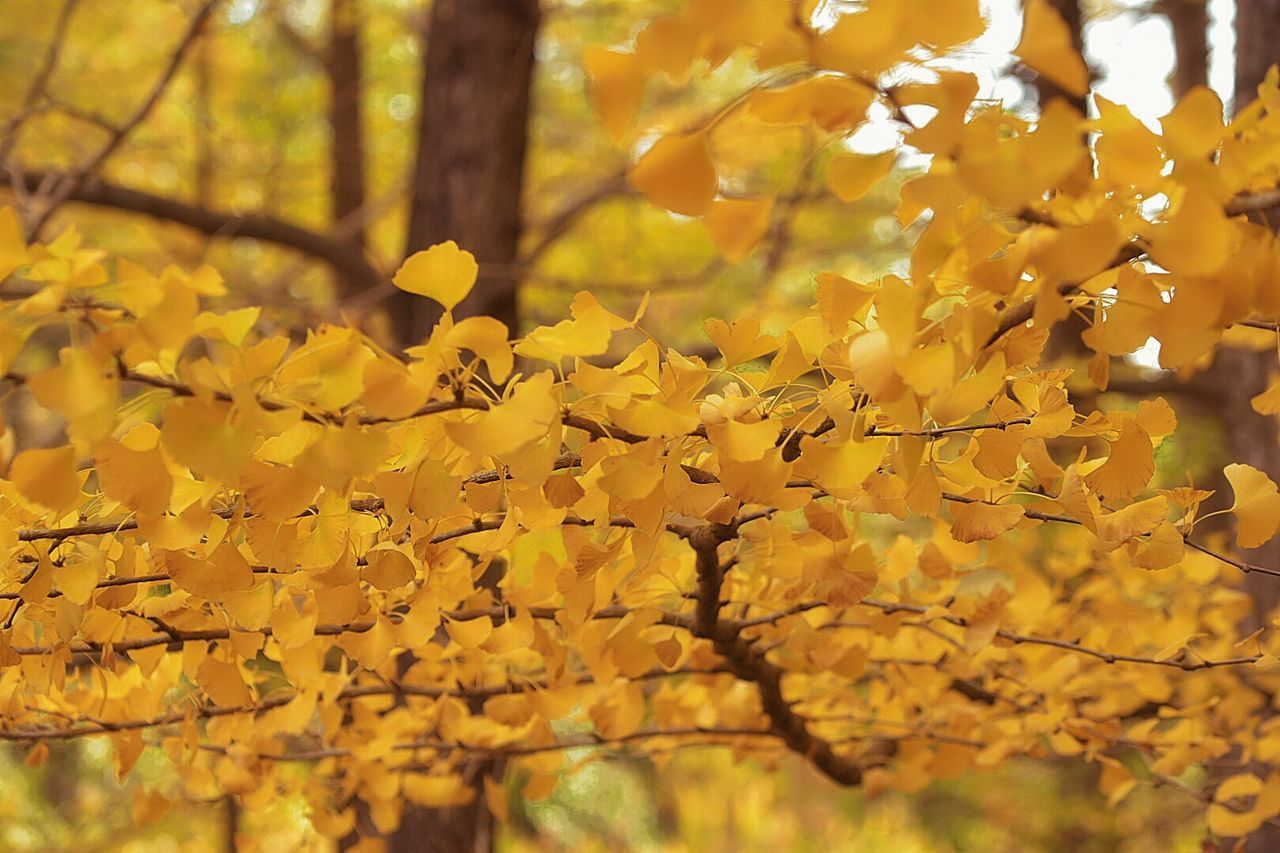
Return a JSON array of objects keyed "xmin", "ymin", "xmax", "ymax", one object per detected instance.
[{"xmin": 2, "ymin": 0, "xmax": 1280, "ymax": 843}]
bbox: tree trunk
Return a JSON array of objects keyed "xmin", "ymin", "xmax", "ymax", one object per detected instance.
[
  {"xmin": 329, "ymin": 0, "xmax": 366, "ymax": 257},
  {"xmin": 1161, "ymin": 0, "xmax": 1209, "ymax": 97},
  {"xmin": 1226, "ymin": 0, "xmax": 1280, "ymax": 627},
  {"xmin": 1227, "ymin": 3, "xmax": 1280, "ymax": 848},
  {"xmin": 339, "ymin": 3, "xmax": 540, "ymax": 850},
  {"xmin": 393, "ymin": 0, "xmax": 540, "ymax": 345}
]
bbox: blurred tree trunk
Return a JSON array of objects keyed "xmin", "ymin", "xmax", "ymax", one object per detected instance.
[
  {"xmin": 340, "ymin": 3, "xmax": 540, "ymax": 851},
  {"xmin": 329, "ymin": 0, "xmax": 366, "ymax": 255},
  {"xmin": 193, "ymin": 29, "xmax": 214, "ymax": 207},
  {"xmin": 393, "ymin": 0, "xmax": 541, "ymax": 345},
  {"xmin": 1225, "ymin": 0, "xmax": 1280, "ymax": 629},
  {"xmin": 1228, "ymin": 3, "xmax": 1280, "ymax": 847},
  {"xmin": 1160, "ymin": 0, "xmax": 1209, "ymax": 97}
]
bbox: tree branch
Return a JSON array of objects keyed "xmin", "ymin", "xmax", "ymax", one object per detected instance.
[
  {"xmin": 0, "ymin": 170, "xmax": 384, "ymax": 290},
  {"xmin": 26, "ymin": 0, "xmax": 221, "ymax": 236}
]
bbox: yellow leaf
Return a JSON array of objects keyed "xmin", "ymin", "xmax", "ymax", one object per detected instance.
[
  {"xmin": 10, "ymin": 445, "xmax": 81, "ymax": 512},
  {"xmin": 706, "ymin": 418, "xmax": 781, "ymax": 462},
  {"xmin": 703, "ymin": 197, "xmax": 772, "ymax": 262},
  {"xmin": 584, "ymin": 47, "xmax": 644, "ymax": 141},
  {"xmin": 57, "ymin": 559, "xmax": 101, "ymax": 606},
  {"xmin": 221, "ymin": 581, "xmax": 273, "ymax": 631},
  {"xmin": 1129, "ymin": 521, "xmax": 1185, "ymax": 570},
  {"xmin": 628, "ymin": 131, "xmax": 718, "ymax": 216},
  {"xmin": 1208, "ymin": 803, "xmax": 1265, "ymax": 839},
  {"xmin": 360, "ymin": 357, "xmax": 431, "ymax": 420},
  {"xmin": 1084, "ymin": 421, "xmax": 1154, "ymax": 500},
  {"xmin": 239, "ymin": 461, "xmax": 319, "ymax": 521},
  {"xmin": 794, "ymin": 436, "xmax": 890, "ymax": 499},
  {"xmin": 363, "ymin": 544, "xmax": 417, "ymax": 591},
  {"xmin": 161, "ymin": 398, "xmax": 253, "ymax": 485},
  {"xmin": 899, "ymin": 344, "xmax": 955, "ymax": 396},
  {"xmin": 445, "ymin": 371, "xmax": 559, "ymax": 458},
  {"xmin": 950, "ymin": 501, "xmax": 1024, "ymax": 543},
  {"xmin": 0, "ymin": 207, "xmax": 30, "ymax": 281},
  {"xmin": 635, "ymin": 15, "xmax": 698, "ymax": 81},
  {"xmin": 909, "ymin": 0, "xmax": 985, "ymax": 48},
  {"xmin": 1162, "ymin": 86, "xmax": 1226, "ymax": 162},
  {"xmin": 929, "ymin": 354, "xmax": 1006, "ymax": 426},
  {"xmin": 26, "ymin": 348, "xmax": 119, "ymax": 449},
  {"xmin": 393, "ymin": 241, "xmax": 478, "ymax": 311},
  {"xmin": 703, "ymin": 317, "xmax": 777, "ymax": 366},
  {"xmin": 1096, "ymin": 496, "xmax": 1168, "ymax": 543},
  {"xmin": 1226, "ymin": 463, "xmax": 1280, "ymax": 549},
  {"xmin": 1144, "ymin": 188, "xmax": 1236, "ymax": 276},
  {"xmin": 812, "ymin": 2, "xmax": 914, "ymax": 77},
  {"xmin": 196, "ymin": 656, "xmax": 252, "ymax": 707},
  {"xmin": 444, "ymin": 316, "xmax": 514, "ymax": 383},
  {"xmin": 827, "ymin": 151, "xmax": 896, "ymax": 203},
  {"xmin": 445, "ymin": 616, "xmax": 493, "ymax": 649},
  {"xmin": 95, "ymin": 437, "xmax": 172, "ymax": 517},
  {"xmin": 164, "ymin": 544, "xmax": 255, "ymax": 600},
  {"xmin": 1015, "ymin": 0, "xmax": 1089, "ymax": 97},
  {"xmin": 402, "ymin": 774, "xmax": 475, "ymax": 808},
  {"xmin": 342, "ymin": 615, "xmax": 393, "ymax": 669},
  {"xmin": 1093, "ymin": 96, "xmax": 1165, "ymax": 193}
]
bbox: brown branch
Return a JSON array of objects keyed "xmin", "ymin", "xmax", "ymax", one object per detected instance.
[
  {"xmin": 521, "ymin": 172, "xmax": 628, "ymax": 264},
  {"xmin": 683, "ymin": 522, "xmax": 865, "ymax": 786},
  {"xmin": 0, "ymin": 170, "xmax": 383, "ymax": 290},
  {"xmin": 0, "ymin": 0, "xmax": 82, "ymax": 164}
]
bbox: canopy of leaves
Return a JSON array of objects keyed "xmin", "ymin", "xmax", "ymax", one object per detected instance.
[{"xmin": 4, "ymin": 0, "xmax": 1280, "ymax": 847}]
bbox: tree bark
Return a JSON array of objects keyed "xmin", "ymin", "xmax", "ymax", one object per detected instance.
[
  {"xmin": 392, "ymin": 0, "xmax": 541, "ymax": 345},
  {"xmin": 1161, "ymin": 0, "xmax": 1209, "ymax": 97},
  {"xmin": 1227, "ymin": 3, "xmax": 1280, "ymax": 848},
  {"xmin": 329, "ymin": 0, "xmax": 367, "ymax": 257},
  {"xmin": 1225, "ymin": 0, "xmax": 1280, "ymax": 627},
  {"xmin": 340, "ymin": 3, "xmax": 540, "ymax": 850}
]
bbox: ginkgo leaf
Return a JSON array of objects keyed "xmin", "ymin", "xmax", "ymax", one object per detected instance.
[
  {"xmin": 583, "ymin": 47, "xmax": 644, "ymax": 141},
  {"xmin": 363, "ymin": 544, "xmax": 417, "ymax": 591},
  {"xmin": 1084, "ymin": 421, "xmax": 1154, "ymax": 500},
  {"xmin": 703, "ymin": 317, "xmax": 778, "ymax": 366},
  {"xmin": 951, "ymin": 501, "xmax": 1025, "ymax": 543},
  {"xmin": 827, "ymin": 150, "xmax": 896, "ymax": 203},
  {"xmin": 10, "ymin": 445, "xmax": 81, "ymax": 512},
  {"xmin": 402, "ymin": 774, "xmax": 476, "ymax": 808},
  {"xmin": 703, "ymin": 196, "xmax": 773, "ymax": 262},
  {"xmin": 1015, "ymin": 0, "xmax": 1089, "ymax": 97},
  {"xmin": 95, "ymin": 437, "xmax": 172, "ymax": 517},
  {"xmin": 196, "ymin": 657, "xmax": 252, "ymax": 707},
  {"xmin": 1144, "ymin": 188, "xmax": 1236, "ymax": 276},
  {"xmin": 1226, "ymin": 463, "xmax": 1280, "ymax": 549},
  {"xmin": 164, "ymin": 544, "xmax": 255, "ymax": 600},
  {"xmin": 628, "ymin": 131, "xmax": 718, "ymax": 216},
  {"xmin": 0, "ymin": 207, "xmax": 29, "ymax": 281},
  {"xmin": 393, "ymin": 241, "xmax": 478, "ymax": 311},
  {"xmin": 445, "ymin": 316, "xmax": 514, "ymax": 383}
]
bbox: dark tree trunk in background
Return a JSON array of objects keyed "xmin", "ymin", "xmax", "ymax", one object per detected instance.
[
  {"xmin": 1229, "ymin": 3, "xmax": 1280, "ymax": 847},
  {"xmin": 1034, "ymin": 0, "xmax": 1089, "ymax": 113},
  {"xmin": 1161, "ymin": 0, "xmax": 1209, "ymax": 96},
  {"xmin": 329, "ymin": 0, "xmax": 366, "ymax": 255},
  {"xmin": 1225, "ymin": 0, "xmax": 1280, "ymax": 628},
  {"xmin": 393, "ymin": 0, "xmax": 541, "ymax": 345},
  {"xmin": 341, "ymin": 3, "xmax": 540, "ymax": 850}
]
